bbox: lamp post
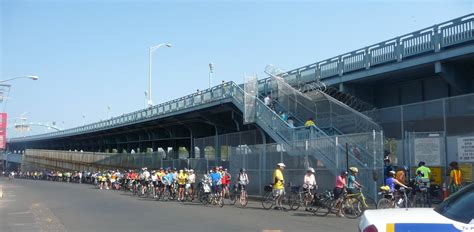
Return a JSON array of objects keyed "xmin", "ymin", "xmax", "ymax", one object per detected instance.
[
  {"xmin": 0, "ymin": 75, "xmax": 39, "ymax": 84},
  {"xmin": 208, "ymin": 63, "xmax": 214, "ymax": 89},
  {"xmin": 148, "ymin": 43, "xmax": 171, "ymax": 108}
]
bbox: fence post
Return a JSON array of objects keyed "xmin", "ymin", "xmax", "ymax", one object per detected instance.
[{"xmin": 335, "ymin": 136, "xmax": 339, "ymax": 170}]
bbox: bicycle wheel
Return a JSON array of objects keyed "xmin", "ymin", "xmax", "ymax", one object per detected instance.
[
  {"xmin": 201, "ymin": 194, "xmax": 209, "ymax": 205},
  {"xmin": 218, "ymin": 196, "xmax": 224, "ymax": 208},
  {"xmin": 287, "ymin": 192, "xmax": 301, "ymax": 211},
  {"xmin": 240, "ymin": 191, "xmax": 248, "ymax": 207},
  {"xmin": 312, "ymin": 199, "xmax": 331, "ymax": 217},
  {"xmin": 343, "ymin": 198, "xmax": 363, "ymax": 219},
  {"xmin": 377, "ymin": 198, "xmax": 392, "ymax": 209},
  {"xmin": 229, "ymin": 191, "xmax": 237, "ymax": 205},
  {"xmin": 261, "ymin": 191, "xmax": 274, "ymax": 210}
]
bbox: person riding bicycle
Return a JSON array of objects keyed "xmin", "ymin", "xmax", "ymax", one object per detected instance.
[
  {"xmin": 416, "ymin": 161, "xmax": 431, "ymax": 180},
  {"xmin": 273, "ymin": 163, "xmax": 286, "ymax": 210},
  {"xmin": 334, "ymin": 171, "xmax": 348, "ymax": 217},
  {"xmin": 303, "ymin": 167, "xmax": 317, "ymax": 211},
  {"xmin": 237, "ymin": 168, "xmax": 249, "ymax": 191},
  {"xmin": 209, "ymin": 168, "xmax": 222, "ymax": 195},
  {"xmin": 177, "ymin": 169, "xmax": 187, "ymax": 201},
  {"xmin": 303, "ymin": 167, "xmax": 317, "ymax": 191},
  {"xmin": 347, "ymin": 167, "xmax": 362, "ymax": 194},
  {"xmin": 221, "ymin": 169, "xmax": 231, "ymax": 198},
  {"xmin": 187, "ymin": 169, "xmax": 196, "ymax": 200},
  {"xmin": 386, "ymin": 170, "xmax": 409, "ymax": 193}
]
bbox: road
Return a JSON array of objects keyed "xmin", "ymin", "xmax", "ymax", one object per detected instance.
[{"xmin": 0, "ymin": 178, "xmax": 358, "ymax": 232}]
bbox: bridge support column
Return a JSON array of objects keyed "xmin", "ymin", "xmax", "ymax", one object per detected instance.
[{"xmin": 436, "ymin": 61, "xmax": 472, "ymax": 94}]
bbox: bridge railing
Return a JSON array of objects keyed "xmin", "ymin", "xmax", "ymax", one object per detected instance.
[
  {"xmin": 9, "ymin": 82, "xmax": 239, "ymax": 142},
  {"xmin": 260, "ymin": 13, "xmax": 473, "ymax": 85}
]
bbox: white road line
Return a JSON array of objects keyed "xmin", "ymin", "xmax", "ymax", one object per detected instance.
[{"xmin": 8, "ymin": 211, "xmax": 31, "ymax": 215}]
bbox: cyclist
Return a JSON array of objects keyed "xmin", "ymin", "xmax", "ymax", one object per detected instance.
[
  {"xmin": 177, "ymin": 169, "xmax": 187, "ymax": 201},
  {"xmin": 347, "ymin": 167, "xmax": 362, "ymax": 194},
  {"xmin": 237, "ymin": 168, "xmax": 249, "ymax": 191},
  {"xmin": 334, "ymin": 171, "xmax": 348, "ymax": 217},
  {"xmin": 162, "ymin": 169, "xmax": 172, "ymax": 196},
  {"xmin": 449, "ymin": 161, "xmax": 462, "ymax": 194},
  {"xmin": 221, "ymin": 169, "xmax": 231, "ymax": 198},
  {"xmin": 416, "ymin": 161, "xmax": 431, "ymax": 180},
  {"xmin": 187, "ymin": 169, "xmax": 196, "ymax": 200},
  {"xmin": 209, "ymin": 168, "xmax": 222, "ymax": 196},
  {"xmin": 273, "ymin": 163, "xmax": 286, "ymax": 210},
  {"xmin": 395, "ymin": 166, "xmax": 408, "ymax": 186},
  {"xmin": 386, "ymin": 170, "xmax": 409, "ymax": 193},
  {"xmin": 303, "ymin": 167, "xmax": 317, "ymax": 211}
]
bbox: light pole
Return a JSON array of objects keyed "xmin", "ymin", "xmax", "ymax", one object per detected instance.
[
  {"xmin": 0, "ymin": 75, "xmax": 39, "ymax": 84},
  {"xmin": 208, "ymin": 63, "xmax": 214, "ymax": 89},
  {"xmin": 148, "ymin": 43, "xmax": 171, "ymax": 108}
]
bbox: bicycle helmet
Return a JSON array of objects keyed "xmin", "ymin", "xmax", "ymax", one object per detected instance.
[
  {"xmin": 349, "ymin": 167, "xmax": 359, "ymax": 173},
  {"xmin": 307, "ymin": 167, "xmax": 315, "ymax": 173},
  {"xmin": 240, "ymin": 168, "xmax": 246, "ymax": 172}
]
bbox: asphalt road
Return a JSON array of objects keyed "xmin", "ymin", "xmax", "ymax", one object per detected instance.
[{"xmin": 0, "ymin": 178, "xmax": 358, "ymax": 232}]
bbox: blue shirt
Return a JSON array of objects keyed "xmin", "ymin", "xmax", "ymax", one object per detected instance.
[
  {"xmin": 347, "ymin": 175, "xmax": 356, "ymax": 189},
  {"xmin": 210, "ymin": 172, "xmax": 221, "ymax": 185},
  {"xmin": 385, "ymin": 177, "xmax": 396, "ymax": 192}
]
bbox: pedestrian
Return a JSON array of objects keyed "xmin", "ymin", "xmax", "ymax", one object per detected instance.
[
  {"xmin": 304, "ymin": 117, "xmax": 315, "ymax": 128},
  {"xmin": 449, "ymin": 161, "xmax": 462, "ymax": 194},
  {"xmin": 287, "ymin": 116, "xmax": 295, "ymax": 128}
]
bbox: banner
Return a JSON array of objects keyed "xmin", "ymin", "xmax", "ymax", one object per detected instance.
[
  {"xmin": 457, "ymin": 136, "xmax": 474, "ymax": 162},
  {"xmin": 0, "ymin": 113, "xmax": 6, "ymax": 150},
  {"xmin": 414, "ymin": 137, "xmax": 441, "ymax": 166}
]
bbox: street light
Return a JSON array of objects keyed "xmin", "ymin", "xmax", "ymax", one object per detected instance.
[
  {"xmin": 148, "ymin": 43, "xmax": 172, "ymax": 107},
  {"xmin": 0, "ymin": 75, "xmax": 39, "ymax": 84},
  {"xmin": 208, "ymin": 63, "xmax": 214, "ymax": 89}
]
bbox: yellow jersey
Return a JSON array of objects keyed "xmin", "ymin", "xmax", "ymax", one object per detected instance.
[
  {"xmin": 272, "ymin": 169, "xmax": 284, "ymax": 190},
  {"xmin": 178, "ymin": 173, "xmax": 187, "ymax": 185}
]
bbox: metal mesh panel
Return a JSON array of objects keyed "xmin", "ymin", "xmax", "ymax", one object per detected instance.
[{"xmin": 244, "ymin": 75, "xmax": 258, "ymax": 124}]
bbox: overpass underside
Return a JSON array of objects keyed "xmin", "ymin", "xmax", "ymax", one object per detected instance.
[{"xmin": 8, "ymin": 103, "xmax": 268, "ymax": 159}]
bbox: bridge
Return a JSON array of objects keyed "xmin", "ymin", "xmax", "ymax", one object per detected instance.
[{"xmin": 5, "ymin": 14, "xmax": 474, "ymax": 198}]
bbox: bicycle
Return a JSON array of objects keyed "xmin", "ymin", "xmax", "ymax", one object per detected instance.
[
  {"xmin": 340, "ymin": 187, "xmax": 369, "ymax": 219},
  {"xmin": 261, "ymin": 184, "xmax": 289, "ymax": 210},
  {"xmin": 309, "ymin": 190, "xmax": 335, "ymax": 217},
  {"xmin": 287, "ymin": 186, "xmax": 314, "ymax": 211},
  {"xmin": 229, "ymin": 184, "xmax": 248, "ymax": 207},
  {"xmin": 202, "ymin": 184, "xmax": 224, "ymax": 207},
  {"xmin": 377, "ymin": 187, "xmax": 411, "ymax": 209}
]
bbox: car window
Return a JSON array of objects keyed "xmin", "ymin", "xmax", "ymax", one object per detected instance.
[{"xmin": 435, "ymin": 184, "xmax": 474, "ymax": 224}]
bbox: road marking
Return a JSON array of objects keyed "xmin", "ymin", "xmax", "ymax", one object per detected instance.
[
  {"xmin": 8, "ymin": 211, "xmax": 31, "ymax": 215},
  {"xmin": 263, "ymin": 230, "xmax": 282, "ymax": 232}
]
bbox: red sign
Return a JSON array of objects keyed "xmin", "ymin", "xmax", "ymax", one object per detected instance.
[{"xmin": 0, "ymin": 113, "xmax": 6, "ymax": 150}]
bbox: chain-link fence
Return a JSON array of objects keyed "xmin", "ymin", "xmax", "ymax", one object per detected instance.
[{"xmin": 364, "ymin": 93, "xmax": 474, "ymax": 185}]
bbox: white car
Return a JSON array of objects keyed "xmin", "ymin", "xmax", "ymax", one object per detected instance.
[{"xmin": 359, "ymin": 183, "xmax": 474, "ymax": 232}]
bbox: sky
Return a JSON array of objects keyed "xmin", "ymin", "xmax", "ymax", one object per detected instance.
[{"xmin": 1, "ymin": 0, "xmax": 473, "ymax": 137}]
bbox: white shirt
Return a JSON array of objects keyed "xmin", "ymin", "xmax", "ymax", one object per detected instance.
[
  {"xmin": 188, "ymin": 173, "xmax": 196, "ymax": 184},
  {"xmin": 238, "ymin": 173, "xmax": 249, "ymax": 185},
  {"xmin": 303, "ymin": 174, "xmax": 317, "ymax": 189},
  {"xmin": 264, "ymin": 96, "xmax": 271, "ymax": 106}
]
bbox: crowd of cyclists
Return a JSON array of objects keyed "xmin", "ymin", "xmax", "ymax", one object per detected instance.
[{"xmin": 1, "ymin": 157, "xmax": 465, "ymax": 219}]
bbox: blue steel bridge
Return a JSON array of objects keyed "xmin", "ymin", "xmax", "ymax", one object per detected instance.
[{"xmin": 4, "ymin": 14, "xmax": 474, "ymax": 197}]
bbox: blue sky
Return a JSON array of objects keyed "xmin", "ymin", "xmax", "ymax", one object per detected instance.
[{"xmin": 1, "ymin": 0, "xmax": 473, "ymax": 137}]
